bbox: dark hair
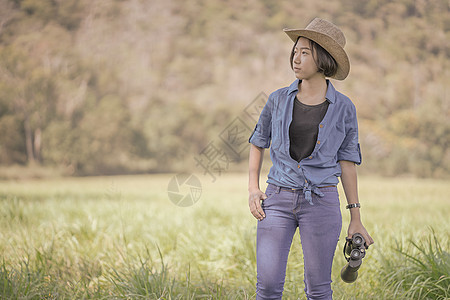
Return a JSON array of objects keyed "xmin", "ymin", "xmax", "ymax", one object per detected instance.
[{"xmin": 290, "ymin": 37, "xmax": 338, "ymax": 78}]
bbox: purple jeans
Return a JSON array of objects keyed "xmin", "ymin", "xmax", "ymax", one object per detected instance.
[{"xmin": 256, "ymin": 183, "xmax": 342, "ymax": 300}]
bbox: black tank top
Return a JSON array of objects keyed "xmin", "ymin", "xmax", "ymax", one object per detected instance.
[{"xmin": 289, "ymin": 97, "xmax": 329, "ymax": 162}]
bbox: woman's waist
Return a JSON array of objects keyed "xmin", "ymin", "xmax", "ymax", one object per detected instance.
[
  {"xmin": 266, "ymin": 172, "xmax": 339, "ymax": 190},
  {"xmin": 267, "ymin": 182, "xmax": 337, "ymax": 193}
]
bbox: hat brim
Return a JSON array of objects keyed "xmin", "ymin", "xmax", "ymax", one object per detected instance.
[{"xmin": 283, "ymin": 28, "xmax": 350, "ymax": 80}]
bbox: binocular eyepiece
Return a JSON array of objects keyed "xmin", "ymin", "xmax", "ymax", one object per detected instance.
[{"xmin": 340, "ymin": 233, "xmax": 367, "ymax": 283}]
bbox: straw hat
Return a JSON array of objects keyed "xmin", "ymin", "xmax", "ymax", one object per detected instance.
[{"xmin": 283, "ymin": 18, "xmax": 350, "ymax": 80}]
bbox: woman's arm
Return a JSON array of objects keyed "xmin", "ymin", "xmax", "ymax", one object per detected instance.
[
  {"xmin": 340, "ymin": 160, "xmax": 374, "ymax": 247},
  {"xmin": 248, "ymin": 144, "xmax": 266, "ymax": 221}
]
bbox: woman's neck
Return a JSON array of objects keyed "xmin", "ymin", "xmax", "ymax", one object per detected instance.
[{"xmin": 297, "ymin": 76, "xmax": 328, "ymax": 105}]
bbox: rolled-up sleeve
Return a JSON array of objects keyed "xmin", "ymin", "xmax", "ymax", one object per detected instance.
[
  {"xmin": 249, "ymin": 94, "xmax": 273, "ymax": 148},
  {"xmin": 337, "ymin": 104, "xmax": 362, "ymax": 165}
]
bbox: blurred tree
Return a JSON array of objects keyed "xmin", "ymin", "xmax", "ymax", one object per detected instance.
[{"xmin": 0, "ymin": 45, "xmax": 56, "ymax": 165}]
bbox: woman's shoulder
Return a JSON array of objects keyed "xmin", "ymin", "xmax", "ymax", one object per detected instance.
[
  {"xmin": 332, "ymin": 90, "xmax": 358, "ymax": 121},
  {"xmin": 334, "ymin": 89, "xmax": 356, "ymax": 110},
  {"xmin": 270, "ymin": 86, "xmax": 290, "ymax": 97},
  {"xmin": 268, "ymin": 82, "xmax": 296, "ymax": 105}
]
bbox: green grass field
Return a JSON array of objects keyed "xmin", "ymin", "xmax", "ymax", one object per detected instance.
[{"xmin": 1, "ymin": 173, "xmax": 449, "ymax": 299}]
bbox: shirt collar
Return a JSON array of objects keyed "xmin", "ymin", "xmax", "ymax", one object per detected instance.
[
  {"xmin": 325, "ymin": 80, "xmax": 336, "ymax": 104},
  {"xmin": 287, "ymin": 79, "xmax": 337, "ymax": 104}
]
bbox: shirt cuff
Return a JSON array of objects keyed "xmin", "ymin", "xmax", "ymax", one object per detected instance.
[
  {"xmin": 337, "ymin": 143, "xmax": 362, "ymax": 165},
  {"xmin": 249, "ymin": 126, "xmax": 270, "ymax": 148}
]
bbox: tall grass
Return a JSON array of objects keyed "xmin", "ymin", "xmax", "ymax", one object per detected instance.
[
  {"xmin": 107, "ymin": 246, "xmax": 244, "ymax": 299},
  {"xmin": 0, "ymin": 174, "xmax": 449, "ymax": 299},
  {"xmin": 378, "ymin": 229, "xmax": 450, "ymax": 300}
]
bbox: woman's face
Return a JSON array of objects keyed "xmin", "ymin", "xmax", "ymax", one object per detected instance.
[{"xmin": 292, "ymin": 37, "xmax": 320, "ymax": 80}]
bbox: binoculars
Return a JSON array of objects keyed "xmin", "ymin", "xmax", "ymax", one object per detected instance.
[{"xmin": 340, "ymin": 233, "xmax": 366, "ymax": 283}]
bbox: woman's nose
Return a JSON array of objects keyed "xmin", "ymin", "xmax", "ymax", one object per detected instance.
[{"xmin": 293, "ymin": 53, "xmax": 300, "ymax": 64}]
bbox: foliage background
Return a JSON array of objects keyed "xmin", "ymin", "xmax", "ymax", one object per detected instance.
[{"xmin": 0, "ymin": 0, "xmax": 449, "ymax": 178}]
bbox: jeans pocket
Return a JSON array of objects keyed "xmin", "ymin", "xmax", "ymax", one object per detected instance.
[
  {"xmin": 262, "ymin": 185, "xmax": 278, "ymax": 209},
  {"xmin": 316, "ymin": 189, "xmax": 340, "ymax": 207}
]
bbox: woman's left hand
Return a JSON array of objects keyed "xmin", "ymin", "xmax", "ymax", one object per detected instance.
[{"xmin": 347, "ymin": 219, "xmax": 374, "ymax": 249}]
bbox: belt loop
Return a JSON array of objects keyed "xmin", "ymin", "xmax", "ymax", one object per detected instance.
[{"xmin": 275, "ymin": 186, "xmax": 281, "ymax": 194}]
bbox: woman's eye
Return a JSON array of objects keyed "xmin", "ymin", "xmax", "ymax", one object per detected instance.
[{"xmin": 302, "ymin": 51, "xmax": 308, "ymax": 55}]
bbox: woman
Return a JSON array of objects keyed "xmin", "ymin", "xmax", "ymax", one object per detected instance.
[{"xmin": 248, "ymin": 18, "xmax": 374, "ymax": 300}]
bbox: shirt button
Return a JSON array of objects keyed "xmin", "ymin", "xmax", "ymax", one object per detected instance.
[
  {"xmin": 298, "ymin": 165, "xmax": 300, "ymax": 168},
  {"xmin": 308, "ymin": 156, "xmax": 312, "ymax": 159},
  {"xmin": 319, "ymin": 124, "xmax": 324, "ymax": 128},
  {"xmin": 317, "ymin": 140, "xmax": 321, "ymax": 144}
]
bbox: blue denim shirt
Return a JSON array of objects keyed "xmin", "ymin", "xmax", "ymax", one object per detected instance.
[{"xmin": 249, "ymin": 79, "xmax": 362, "ymax": 205}]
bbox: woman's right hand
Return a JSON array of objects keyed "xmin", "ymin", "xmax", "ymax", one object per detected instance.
[{"xmin": 248, "ymin": 188, "xmax": 267, "ymax": 221}]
